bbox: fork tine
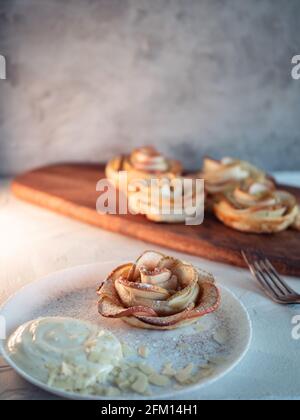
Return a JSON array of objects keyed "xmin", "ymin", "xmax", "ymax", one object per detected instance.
[
  {"xmin": 253, "ymin": 268, "xmax": 280, "ymax": 300},
  {"xmin": 241, "ymin": 251, "xmax": 281, "ymax": 301},
  {"xmin": 242, "ymin": 250, "xmax": 300, "ymax": 304},
  {"xmin": 253, "ymin": 260, "xmax": 283, "ymax": 300},
  {"xmin": 259, "ymin": 260, "xmax": 289, "ymax": 297},
  {"xmin": 241, "ymin": 251, "xmax": 259, "ymax": 279},
  {"xmin": 264, "ymin": 258, "xmax": 294, "ymax": 295},
  {"xmin": 241, "ymin": 250, "xmax": 254, "ymax": 270},
  {"xmin": 254, "ymin": 250, "xmax": 295, "ymax": 297}
]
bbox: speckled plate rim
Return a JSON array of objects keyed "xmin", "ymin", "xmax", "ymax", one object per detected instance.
[{"xmin": 0, "ymin": 262, "xmax": 252, "ymax": 400}]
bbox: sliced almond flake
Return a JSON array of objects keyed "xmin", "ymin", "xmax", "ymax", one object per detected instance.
[
  {"xmin": 106, "ymin": 386, "xmax": 121, "ymax": 397},
  {"xmin": 200, "ymin": 363, "xmax": 212, "ymax": 370},
  {"xmin": 128, "ymin": 366, "xmax": 144, "ymax": 378},
  {"xmin": 138, "ymin": 362, "xmax": 156, "ymax": 376},
  {"xmin": 177, "ymin": 366, "xmax": 215, "ymax": 385},
  {"xmin": 61, "ymin": 362, "xmax": 73, "ymax": 377},
  {"xmin": 161, "ymin": 362, "xmax": 176, "ymax": 377},
  {"xmin": 79, "ymin": 387, "xmax": 94, "ymax": 396},
  {"xmin": 115, "ymin": 379, "xmax": 132, "ymax": 390},
  {"xmin": 84, "ymin": 338, "xmax": 98, "ymax": 350},
  {"xmin": 131, "ymin": 373, "xmax": 149, "ymax": 394},
  {"xmin": 213, "ymin": 329, "xmax": 228, "ymax": 345},
  {"xmin": 175, "ymin": 363, "xmax": 195, "ymax": 384},
  {"xmin": 114, "ymin": 367, "xmax": 134, "ymax": 390},
  {"xmin": 92, "ymin": 384, "xmax": 106, "ymax": 395},
  {"xmin": 114, "ymin": 369, "xmax": 127, "ymax": 382},
  {"xmin": 148, "ymin": 372, "xmax": 170, "ymax": 387},
  {"xmin": 191, "ymin": 367, "xmax": 215, "ymax": 382},
  {"xmin": 138, "ymin": 345, "xmax": 149, "ymax": 358},
  {"xmin": 209, "ymin": 356, "xmax": 227, "ymax": 365}
]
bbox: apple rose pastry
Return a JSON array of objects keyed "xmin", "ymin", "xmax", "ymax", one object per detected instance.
[
  {"xmin": 214, "ymin": 179, "xmax": 299, "ymax": 234},
  {"xmin": 128, "ymin": 177, "xmax": 204, "ymax": 224},
  {"xmin": 97, "ymin": 251, "xmax": 220, "ymax": 330},
  {"xmin": 106, "ymin": 147, "xmax": 182, "ymax": 189},
  {"xmin": 292, "ymin": 208, "xmax": 300, "ymax": 231},
  {"xmin": 200, "ymin": 157, "xmax": 267, "ymax": 196}
]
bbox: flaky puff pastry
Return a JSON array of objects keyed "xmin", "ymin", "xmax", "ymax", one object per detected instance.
[
  {"xmin": 97, "ymin": 251, "xmax": 220, "ymax": 330},
  {"xmin": 293, "ymin": 210, "xmax": 300, "ymax": 231},
  {"xmin": 213, "ymin": 179, "xmax": 300, "ymax": 234},
  {"xmin": 105, "ymin": 147, "xmax": 182, "ymax": 190},
  {"xmin": 200, "ymin": 157, "xmax": 267, "ymax": 197},
  {"xmin": 128, "ymin": 176, "xmax": 204, "ymax": 224}
]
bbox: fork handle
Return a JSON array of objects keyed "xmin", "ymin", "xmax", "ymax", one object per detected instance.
[{"xmin": 281, "ymin": 299, "xmax": 300, "ymax": 305}]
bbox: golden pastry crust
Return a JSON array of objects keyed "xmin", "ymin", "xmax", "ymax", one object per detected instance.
[
  {"xmin": 128, "ymin": 176, "xmax": 204, "ymax": 224},
  {"xmin": 292, "ymin": 208, "xmax": 300, "ymax": 231},
  {"xmin": 200, "ymin": 157, "xmax": 268, "ymax": 197},
  {"xmin": 213, "ymin": 180, "xmax": 299, "ymax": 234},
  {"xmin": 105, "ymin": 147, "xmax": 182, "ymax": 189},
  {"xmin": 97, "ymin": 251, "xmax": 220, "ymax": 330}
]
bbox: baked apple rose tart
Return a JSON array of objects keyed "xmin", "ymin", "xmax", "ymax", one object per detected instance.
[
  {"xmin": 97, "ymin": 251, "xmax": 220, "ymax": 330},
  {"xmin": 214, "ymin": 179, "xmax": 300, "ymax": 234},
  {"xmin": 294, "ymin": 211, "xmax": 300, "ymax": 231},
  {"xmin": 200, "ymin": 157, "xmax": 267, "ymax": 196},
  {"xmin": 106, "ymin": 147, "xmax": 182, "ymax": 188},
  {"xmin": 128, "ymin": 176, "xmax": 204, "ymax": 224}
]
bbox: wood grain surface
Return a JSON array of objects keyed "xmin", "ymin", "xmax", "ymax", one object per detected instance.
[{"xmin": 12, "ymin": 163, "xmax": 300, "ymax": 276}]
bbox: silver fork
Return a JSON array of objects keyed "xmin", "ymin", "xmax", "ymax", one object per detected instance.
[{"xmin": 241, "ymin": 250, "xmax": 300, "ymax": 304}]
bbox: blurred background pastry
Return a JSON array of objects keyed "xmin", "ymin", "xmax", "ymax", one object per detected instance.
[
  {"xmin": 105, "ymin": 146, "xmax": 182, "ymax": 190},
  {"xmin": 213, "ymin": 179, "xmax": 299, "ymax": 234},
  {"xmin": 200, "ymin": 157, "xmax": 268, "ymax": 196},
  {"xmin": 128, "ymin": 176, "xmax": 204, "ymax": 224}
]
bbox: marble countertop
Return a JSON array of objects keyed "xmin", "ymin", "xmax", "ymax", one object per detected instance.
[{"xmin": 0, "ymin": 172, "xmax": 300, "ymax": 400}]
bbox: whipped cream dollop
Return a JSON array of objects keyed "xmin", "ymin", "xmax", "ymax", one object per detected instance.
[{"xmin": 6, "ymin": 317, "xmax": 123, "ymax": 392}]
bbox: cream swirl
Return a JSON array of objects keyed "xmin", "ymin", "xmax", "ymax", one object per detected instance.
[
  {"xmin": 213, "ymin": 180, "xmax": 299, "ymax": 233},
  {"xmin": 6, "ymin": 317, "xmax": 123, "ymax": 392},
  {"xmin": 98, "ymin": 251, "xmax": 220, "ymax": 330}
]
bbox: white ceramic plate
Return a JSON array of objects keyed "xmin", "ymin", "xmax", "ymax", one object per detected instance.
[{"xmin": 0, "ymin": 262, "xmax": 252, "ymax": 400}]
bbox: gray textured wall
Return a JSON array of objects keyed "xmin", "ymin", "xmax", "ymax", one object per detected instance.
[{"xmin": 0, "ymin": 0, "xmax": 299, "ymax": 176}]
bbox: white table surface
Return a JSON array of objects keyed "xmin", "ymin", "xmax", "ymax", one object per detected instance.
[{"xmin": 0, "ymin": 172, "xmax": 300, "ymax": 400}]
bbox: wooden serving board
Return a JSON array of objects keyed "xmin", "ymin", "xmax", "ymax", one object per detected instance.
[{"xmin": 12, "ymin": 163, "xmax": 300, "ymax": 276}]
